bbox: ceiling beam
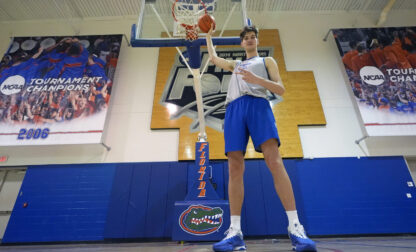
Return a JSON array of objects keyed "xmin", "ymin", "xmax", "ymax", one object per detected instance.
[
  {"xmin": 377, "ymin": 0, "xmax": 396, "ymax": 26},
  {"xmin": 346, "ymin": 0, "xmax": 359, "ymax": 12},
  {"xmin": 0, "ymin": 5, "xmax": 13, "ymax": 20},
  {"xmin": 52, "ymin": 0, "xmax": 80, "ymax": 34},
  {"xmin": 362, "ymin": 0, "xmax": 373, "ymax": 11},
  {"xmin": 351, "ymin": 0, "xmax": 372, "ymax": 27},
  {"xmin": 67, "ymin": 0, "xmax": 83, "ymax": 19}
]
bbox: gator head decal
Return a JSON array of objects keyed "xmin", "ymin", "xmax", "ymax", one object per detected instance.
[{"xmin": 179, "ymin": 205, "xmax": 224, "ymax": 235}]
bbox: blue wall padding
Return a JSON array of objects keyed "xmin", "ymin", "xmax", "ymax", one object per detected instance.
[
  {"xmin": 2, "ymin": 163, "xmax": 116, "ymax": 243},
  {"xmin": 104, "ymin": 162, "xmax": 188, "ymax": 239},
  {"xmin": 242, "ymin": 161, "xmax": 268, "ymax": 236},
  {"xmin": 144, "ymin": 163, "xmax": 171, "ymax": 237},
  {"xmin": 163, "ymin": 162, "xmax": 188, "ymax": 237},
  {"xmin": 211, "ymin": 162, "xmax": 227, "ymax": 199},
  {"xmin": 126, "ymin": 163, "xmax": 152, "ymax": 237},
  {"xmin": 103, "ymin": 163, "xmax": 134, "ymax": 238},
  {"xmin": 2, "ymin": 157, "xmax": 416, "ymax": 243},
  {"xmin": 294, "ymin": 156, "xmax": 416, "ymax": 235}
]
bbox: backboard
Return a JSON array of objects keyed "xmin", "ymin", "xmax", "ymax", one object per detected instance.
[{"xmin": 131, "ymin": 0, "xmax": 249, "ymax": 46}]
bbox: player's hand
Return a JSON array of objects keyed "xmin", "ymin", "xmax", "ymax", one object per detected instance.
[
  {"xmin": 236, "ymin": 67, "xmax": 261, "ymax": 84},
  {"xmin": 33, "ymin": 47, "xmax": 44, "ymax": 59},
  {"xmin": 207, "ymin": 23, "xmax": 215, "ymax": 37},
  {"xmin": 59, "ymin": 38, "xmax": 71, "ymax": 44}
]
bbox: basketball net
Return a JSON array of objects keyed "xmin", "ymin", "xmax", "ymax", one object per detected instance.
[{"xmin": 172, "ymin": 0, "xmax": 207, "ymax": 41}]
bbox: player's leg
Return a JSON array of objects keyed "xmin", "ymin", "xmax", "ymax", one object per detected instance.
[
  {"xmin": 248, "ymin": 97, "xmax": 316, "ymax": 252},
  {"xmin": 213, "ymin": 97, "xmax": 248, "ymax": 252},
  {"xmin": 213, "ymin": 150, "xmax": 246, "ymax": 252},
  {"xmin": 247, "ymin": 97, "xmax": 296, "ymax": 211},
  {"xmin": 228, "ymin": 150, "xmax": 245, "ymax": 217},
  {"xmin": 261, "ymin": 139, "xmax": 296, "ymax": 211},
  {"xmin": 223, "ymin": 96, "xmax": 249, "ymax": 218},
  {"xmin": 261, "ymin": 140, "xmax": 316, "ymax": 252}
]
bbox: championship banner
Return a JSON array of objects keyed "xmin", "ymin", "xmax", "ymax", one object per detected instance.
[
  {"xmin": 0, "ymin": 35, "xmax": 122, "ymax": 145},
  {"xmin": 333, "ymin": 27, "xmax": 416, "ymax": 136}
]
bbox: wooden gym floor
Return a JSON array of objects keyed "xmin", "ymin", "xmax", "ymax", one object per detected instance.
[{"xmin": 1, "ymin": 236, "xmax": 415, "ymax": 251}]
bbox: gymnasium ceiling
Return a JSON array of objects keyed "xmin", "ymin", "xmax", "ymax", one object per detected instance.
[{"xmin": 0, "ymin": 0, "xmax": 415, "ymax": 22}]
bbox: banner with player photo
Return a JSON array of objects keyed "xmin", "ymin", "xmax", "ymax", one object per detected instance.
[
  {"xmin": 0, "ymin": 34, "xmax": 122, "ymax": 145},
  {"xmin": 333, "ymin": 27, "xmax": 416, "ymax": 136}
]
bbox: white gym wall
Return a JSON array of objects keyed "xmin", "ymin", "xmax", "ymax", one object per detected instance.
[
  {"xmin": 1, "ymin": 10, "xmax": 415, "ymax": 165},
  {"xmin": 0, "ymin": 7, "xmax": 416, "ymax": 240}
]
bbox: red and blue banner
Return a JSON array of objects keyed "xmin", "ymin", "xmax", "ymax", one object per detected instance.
[
  {"xmin": 333, "ymin": 27, "xmax": 416, "ymax": 136},
  {"xmin": 0, "ymin": 34, "xmax": 122, "ymax": 145}
]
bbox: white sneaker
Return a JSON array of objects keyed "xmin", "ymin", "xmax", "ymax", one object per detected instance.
[
  {"xmin": 288, "ymin": 222, "xmax": 317, "ymax": 251},
  {"xmin": 213, "ymin": 228, "xmax": 246, "ymax": 251}
]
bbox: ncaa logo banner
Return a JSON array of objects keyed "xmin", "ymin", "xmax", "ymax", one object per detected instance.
[
  {"xmin": 0, "ymin": 35, "xmax": 122, "ymax": 145},
  {"xmin": 333, "ymin": 27, "xmax": 416, "ymax": 136}
]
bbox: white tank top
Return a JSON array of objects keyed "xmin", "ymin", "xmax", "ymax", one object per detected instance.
[{"xmin": 225, "ymin": 56, "xmax": 274, "ymax": 105}]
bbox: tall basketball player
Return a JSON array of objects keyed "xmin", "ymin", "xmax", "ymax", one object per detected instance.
[{"xmin": 206, "ymin": 25, "xmax": 317, "ymax": 252}]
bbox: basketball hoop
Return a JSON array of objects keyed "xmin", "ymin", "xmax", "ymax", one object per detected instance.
[
  {"xmin": 185, "ymin": 25, "xmax": 199, "ymax": 41},
  {"xmin": 172, "ymin": 0, "xmax": 207, "ymax": 41}
]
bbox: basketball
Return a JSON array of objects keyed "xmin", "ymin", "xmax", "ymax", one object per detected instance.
[{"xmin": 198, "ymin": 14, "xmax": 216, "ymax": 33}]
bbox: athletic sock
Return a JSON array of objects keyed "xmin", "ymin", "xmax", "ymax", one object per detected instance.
[
  {"xmin": 229, "ymin": 215, "xmax": 242, "ymax": 236},
  {"xmin": 286, "ymin": 210, "xmax": 300, "ymax": 230}
]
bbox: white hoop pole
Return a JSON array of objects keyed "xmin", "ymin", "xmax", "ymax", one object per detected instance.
[
  {"xmin": 150, "ymin": 4, "xmax": 194, "ymax": 75},
  {"xmin": 151, "ymin": 4, "xmax": 172, "ymax": 38},
  {"xmin": 135, "ymin": 0, "xmax": 146, "ymax": 39},
  {"xmin": 152, "ymin": 1, "xmax": 211, "ymax": 141},
  {"xmin": 242, "ymin": 0, "xmax": 249, "ymax": 26},
  {"xmin": 219, "ymin": 3, "xmax": 237, "ymax": 37},
  {"xmin": 192, "ymin": 68, "xmax": 207, "ymax": 142}
]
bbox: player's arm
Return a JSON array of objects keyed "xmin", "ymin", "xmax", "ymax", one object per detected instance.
[
  {"xmin": 205, "ymin": 25, "xmax": 236, "ymax": 72},
  {"xmin": 32, "ymin": 47, "xmax": 44, "ymax": 59},
  {"xmin": 24, "ymin": 102, "xmax": 34, "ymax": 120},
  {"xmin": 264, "ymin": 57, "xmax": 285, "ymax": 95},
  {"xmin": 45, "ymin": 38, "xmax": 72, "ymax": 52},
  {"xmin": 236, "ymin": 56, "xmax": 285, "ymax": 96}
]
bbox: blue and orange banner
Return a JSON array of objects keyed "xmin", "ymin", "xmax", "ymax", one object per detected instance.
[
  {"xmin": 0, "ymin": 34, "xmax": 122, "ymax": 145},
  {"xmin": 333, "ymin": 27, "xmax": 416, "ymax": 136}
]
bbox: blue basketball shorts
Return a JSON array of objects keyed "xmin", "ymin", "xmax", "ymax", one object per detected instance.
[{"xmin": 224, "ymin": 95, "xmax": 281, "ymax": 155}]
